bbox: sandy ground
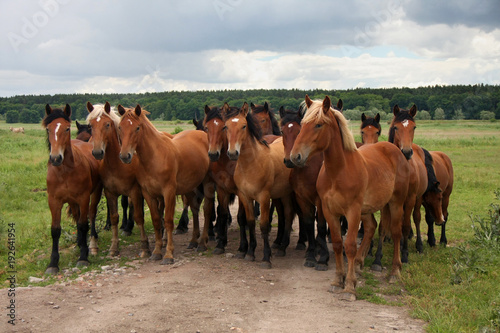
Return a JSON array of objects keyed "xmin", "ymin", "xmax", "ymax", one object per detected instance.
[{"xmin": 3, "ymin": 211, "xmax": 426, "ymax": 333}]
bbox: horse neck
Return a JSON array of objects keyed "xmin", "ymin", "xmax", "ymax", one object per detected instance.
[
  {"xmin": 322, "ymin": 123, "xmax": 348, "ymax": 173},
  {"xmin": 61, "ymin": 140, "xmax": 76, "ymax": 167},
  {"xmin": 236, "ymin": 135, "xmax": 264, "ymax": 170},
  {"xmin": 103, "ymin": 128, "xmax": 122, "ymax": 167},
  {"xmin": 136, "ymin": 122, "xmax": 172, "ymax": 161}
]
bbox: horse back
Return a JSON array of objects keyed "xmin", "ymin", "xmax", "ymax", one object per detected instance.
[
  {"xmin": 410, "ymin": 144, "xmax": 428, "ymax": 197},
  {"xmin": 430, "ymin": 151, "xmax": 454, "ymax": 194}
]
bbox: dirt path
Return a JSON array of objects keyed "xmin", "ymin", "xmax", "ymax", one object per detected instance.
[{"xmin": 3, "ymin": 214, "xmax": 426, "ymax": 333}]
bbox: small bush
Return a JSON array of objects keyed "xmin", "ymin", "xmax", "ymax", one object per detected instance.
[{"xmin": 173, "ymin": 126, "xmax": 183, "ymax": 134}]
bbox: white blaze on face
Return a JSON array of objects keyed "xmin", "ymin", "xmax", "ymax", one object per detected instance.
[
  {"xmin": 214, "ymin": 120, "xmax": 219, "ymax": 126},
  {"xmin": 96, "ymin": 116, "xmax": 101, "ymax": 122},
  {"xmin": 128, "ymin": 119, "xmax": 133, "ymax": 125},
  {"xmin": 402, "ymin": 119, "xmax": 409, "ymax": 128},
  {"xmin": 231, "ymin": 118, "xmax": 239, "ymax": 123},
  {"xmin": 288, "ymin": 123, "xmax": 294, "ymax": 128},
  {"xmin": 54, "ymin": 123, "xmax": 61, "ymax": 142}
]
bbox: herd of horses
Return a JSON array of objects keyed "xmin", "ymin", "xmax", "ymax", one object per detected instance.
[{"xmin": 41, "ymin": 95, "xmax": 453, "ymax": 295}]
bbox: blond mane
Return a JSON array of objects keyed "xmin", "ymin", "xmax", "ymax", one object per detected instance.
[
  {"xmin": 301, "ymin": 99, "xmax": 357, "ymax": 152},
  {"xmin": 86, "ymin": 104, "xmax": 121, "ymax": 128}
]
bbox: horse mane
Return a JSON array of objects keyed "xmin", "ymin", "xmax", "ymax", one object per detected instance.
[
  {"xmin": 119, "ymin": 106, "xmax": 157, "ymax": 133},
  {"xmin": 361, "ymin": 117, "xmax": 381, "ymax": 131},
  {"xmin": 224, "ymin": 105, "xmax": 267, "ymax": 147},
  {"xmin": 86, "ymin": 104, "xmax": 120, "ymax": 128},
  {"xmin": 388, "ymin": 108, "xmax": 415, "ymax": 143},
  {"xmin": 252, "ymin": 103, "xmax": 281, "ymax": 135},
  {"xmin": 204, "ymin": 106, "xmax": 223, "ymax": 123},
  {"xmin": 423, "ymin": 148, "xmax": 440, "ymax": 193},
  {"xmin": 279, "ymin": 107, "xmax": 302, "ymax": 126},
  {"xmin": 301, "ymin": 99, "xmax": 357, "ymax": 152}
]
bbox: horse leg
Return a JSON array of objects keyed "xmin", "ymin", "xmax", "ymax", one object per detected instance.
[
  {"xmin": 236, "ymin": 201, "xmax": 248, "ymax": 259},
  {"xmin": 371, "ymin": 206, "xmax": 389, "ymax": 272},
  {"xmin": 119, "ymin": 195, "xmax": 128, "ymax": 231},
  {"xmin": 144, "ymin": 193, "xmax": 163, "ymax": 261},
  {"xmin": 88, "ymin": 185, "xmax": 102, "ymax": 256},
  {"xmin": 76, "ymin": 199, "xmax": 91, "ymax": 267},
  {"xmin": 426, "ymin": 209, "xmax": 436, "ymax": 247},
  {"xmin": 355, "ymin": 213, "xmax": 377, "ymax": 274},
  {"xmin": 401, "ymin": 194, "xmax": 415, "ymax": 264},
  {"xmin": 104, "ymin": 200, "xmax": 111, "ymax": 231},
  {"xmin": 161, "ymin": 190, "xmax": 177, "ymax": 265},
  {"xmin": 131, "ymin": 190, "xmax": 150, "ymax": 258},
  {"xmin": 343, "ymin": 208, "xmax": 362, "ymax": 294},
  {"xmin": 388, "ymin": 203, "xmax": 404, "ymax": 284},
  {"xmin": 104, "ymin": 191, "xmax": 120, "ymax": 256},
  {"xmin": 240, "ymin": 194, "xmax": 257, "ymax": 262},
  {"xmin": 302, "ymin": 207, "xmax": 317, "ymax": 268},
  {"xmin": 213, "ymin": 189, "xmax": 230, "ymax": 255},
  {"xmin": 257, "ymin": 196, "xmax": 273, "ymax": 269},
  {"xmin": 197, "ymin": 180, "xmax": 216, "ymax": 252},
  {"xmin": 121, "ymin": 195, "xmax": 134, "ymax": 236},
  {"xmin": 413, "ymin": 196, "xmax": 423, "ymax": 253},
  {"xmin": 440, "ymin": 194, "xmax": 450, "ymax": 246},
  {"xmin": 315, "ymin": 203, "xmax": 330, "ymax": 271},
  {"xmin": 271, "ymin": 200, "xmax": 283, "ymax": 249},
  {"xmin": 45, "ymin": 197, "xmax": 63, "ymax": 275},
  {"xmin": 208, "ymin": 199, "xmax": 216, "ymax": 241},
  {"xmin": 276, "ymin": 195, "xmax": 294, "ymax": 258},
  {"xmin": 440, "ymin": 222, "xmax": 447, "ymax": 246},
  {"xmin": 326, "ymin": 211, "xmax": 345, "ymax": 291},
  {"xmin": 175, "ymin": 195, "xmax": 189, "ymax": 234},
  {"xmin": 186, "ymin": 192, "xmax": 201, "ymax": 250}
]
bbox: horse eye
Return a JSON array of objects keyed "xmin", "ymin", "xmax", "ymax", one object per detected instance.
[
  {"xmin": 315, "ymin": 124, "xmax": 322, "ymax": 129},
  {"xmin": 136, "ymin": 126, "xmax": 140, "ymax": 132},
  {"xmin": 242, "ymin": 125, "xmax": 247, "ymax": 129},
  {"xmin": 361, "ymin": 131, "xmax": 365, "ymax": 135},
  {"xmin": 65, "ymin": 128, "xmax": 70, "ymax": 132},
  {"xmin": 106, "ymin": 123, "xmax": 110, "ymax": 128}
]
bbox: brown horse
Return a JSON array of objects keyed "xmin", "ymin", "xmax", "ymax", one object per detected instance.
[
  {"xmin": 250, "ymin": 102, "xmax": 281, "ymax": 136},
  {"xmin": 422, "ymin": 149, "xmax": 454, "ymax": 247},
  {"xmin": 279, "ymin": 103, "xmax": 332, "ymax": 270},
  {"xmin": 223, "ymin": 102, "xmax": 295, "ymax": 268},
  {"xmin": 385, "ymin": 105, "xmax": 428, "ymax": 258},
  {"xmin": 75, "ymin": 121, "xmax": 92, "ymax": 142},
  {"xmin": 86, "ymin": 102, "xmax": 150, "ymax": 258},
  {"xmin": 43, "ymin": 104, "xmax": 102, "ymax": 274},
  {"xmin": 290, "ymin": 95, "xmax": 409, "ymax": 294},
  {"xmin": 118, "ymin": 105, "xmax": 214, "ymax": 264},
  {"xmin": 360, "ymin": 113, "xmax": 381, "ymax": 145}
]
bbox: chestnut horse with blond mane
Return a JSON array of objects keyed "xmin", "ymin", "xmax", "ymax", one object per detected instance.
[
  {"xmin": 290, "ymin": 95, "xmax": 410, "ymax": 295},
  {"xmin": 118, "ymin": 105, "xmax": 214, "ymax": 264},
  {"xmin": 43, "ymin": 104, "xmax": 102, "ymax": 274}
]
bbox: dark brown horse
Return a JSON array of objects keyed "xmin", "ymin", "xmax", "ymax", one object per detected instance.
[
  {"xmin": 223, "ymin": 102, "xmax": 295, "ymax": 268},
  {"xmin": 75, "ymin": 121, "xmax": 92, "ymax": 142},
  {"xmin": 86, "ymin": 102, "xmax": 150, "ymax": 258},
  {"xmin": 290, "ymin": 95, "xmax": 409, "ymax": 294},
  {"xmin": 360, "ymin": 113, "xmax": 381, "ymax": 145},
  {"xmin": 118, "ymin": 105, "xmax": 214, "ymax": 264},
  {"xmin": 422, "ymin": 149, "xmax": 454, "ymax": 247},
  {"xmin": 250, "ymin": 102, "xmax": 281, "ymax": 136},
  {"xmin": 43, "ymin": 104, "xmax": 102, "ymax": 274}
]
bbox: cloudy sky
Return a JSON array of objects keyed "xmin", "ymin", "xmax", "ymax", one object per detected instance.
[{"xmin": 1, "ymin": 0, "xmax": 499, "ymax": 97}]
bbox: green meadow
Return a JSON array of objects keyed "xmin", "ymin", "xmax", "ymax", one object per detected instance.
[{"xmin": 1, "ymin": 119, "xmax": 499, "ymax": 332}]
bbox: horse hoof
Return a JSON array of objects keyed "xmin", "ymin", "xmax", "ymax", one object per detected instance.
[
  {"xmin": 295, "ymin": 243, "xmax": 306, "ymax": 251},
  {"xmin": 149, "ymin": 253, "xmax": 162, "ymax": 261},
  {"xmin": 315, "ymin": 263, "xmax": 328, "ymax": 271},
  {"xmin": 45, "ymin": 266, "xmax": 59, "ymax": 275},
  {"xmin": 244, "ymin": 254, "xmax": 255, "ymax": 262},
  {"xmin": 90, "ymin": 249, "xmax": 99, "ymax": 256},
  {"xmin": 196, "ymin": 245, "xmax": 207, "ymax": 253},
  {"xmin": 329, "ymin": 285, "xmax": 344, "ymax": 293},
  {"xmin": 108, "ymin": 250, "xmax": 119, "ymax": 257},
  {"xmin": 338, "ymin": 292, "xmax": 357, "ymax": 301},
  {"xmin": 174, "ymin": 228, "xmax": 188, "ymax": 235},
  {"xmin": 388, "ymin": 275, "xmax": 399, "ymax": 284},
  {"xmin": 213, "ymin": 247, "xmax": 225, "ymax": 255},
  {"xmin": 274, "ymin": 249, "xmax": 286, "ymax": 257},
  {"xmin": 235, "ymin": 252, "xmax": 246, "ymax": 259},
  {"xmin": 304, "ymin": 258, "xmax": 316, "ymax": 268},
  {"xmin": 371, "ymin": 264, "xmax": 383, "ymax": 272},
  {"xmin": 76, "ymin": 260, "xmax": 89, "ymax": 268},
  {"xmin": 271, "ymin": 242, "xmax": 280, "ymax": 249},
  {"xmin": 187, "ymin": 242, "xmax": 198, "ymax": 249},
  {"xmin": 120, "ymin": 230, "xmax": 132, "ymax": 237},
  {"xmin": 160, "ymin": 258, "xmax": 174, "ymax": 265},
  {"xmin": 260, "ymin": 261, "xmax": 272, "ymax": 269}
]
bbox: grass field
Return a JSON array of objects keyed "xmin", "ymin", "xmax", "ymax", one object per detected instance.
[{"xmin": 1, "ymin": 118, "xmax": 499, "ymax": 332}]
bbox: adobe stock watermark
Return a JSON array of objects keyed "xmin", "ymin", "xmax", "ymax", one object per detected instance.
[
  {"xmin": 213, "ymin": 0, "xmax": 244, "ymax": 21},
  {"xmin": 7, "ymin": 0, "xmax": 72, "ymax": 54},
  {"xmin": 341, "ymin": 0, "xmax": 402, "ymax": 57}
]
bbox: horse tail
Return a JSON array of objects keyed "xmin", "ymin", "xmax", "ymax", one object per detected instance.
[{"xmin": 423, "ymin": 148, "xmax": 439, "ymax": 193}]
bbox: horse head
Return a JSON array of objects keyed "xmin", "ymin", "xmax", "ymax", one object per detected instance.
[
  {"xmin": 389, "ymin": 104, "xmax": 417, "ymax": 160},
  {"xmin": 43, "ymin": 104, "xmax": 72, "ymax": 166}
]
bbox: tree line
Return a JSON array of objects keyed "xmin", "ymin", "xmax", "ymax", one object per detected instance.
[{"xmin": 1, "ymin": 84, "xmax": 499, "ymax": 124}]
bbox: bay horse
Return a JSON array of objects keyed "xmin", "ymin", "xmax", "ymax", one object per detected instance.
[
  {"xmin": 422, "ymin": 149, "xmax": 454, "ymax": 247},
  {"xmin": 360, "ymin": 113, "xmax": 381, "ymax": 145},
  {"xmin": 223, "ymin": 102, "xmax": 295, "ymax": 268},
  {"xmin": 75, "ymin": 121, "xmax": 92, "ymax": 142},
  {"xmin": 290, "ymin": 95, "xmax": 409, "ymax": 294},
  {"xmin": 118, "ymin": 105, "xmax": 214, "ymax": 264},
  {"xmin": 279, "ymin": 104, "xmax": 331, "ymax": 270},
  {"xmin": 86, "ymin": 102, "xmax": 150, "ymax": 258},
  {"xmin": 250, "ymin": 102, "xmax": 281, "ymax": 136},
  {"xmin": 43, "ymin": 104, "xmax": 102, "ymax": 274}
]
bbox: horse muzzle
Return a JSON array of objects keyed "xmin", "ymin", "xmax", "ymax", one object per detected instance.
[
  {"xmin": 92, "ymin": 149, "xmax": 105, "ymax": 160},
  {"xmin": 284, "ymin": 158, "xmax": 296, "ymax": 169},
  {"xmin": 119, "ymin": 152, "xmax": 133, "ymax": 164},
  {"xmin": 208, "ymin": 151, "xmax": 221, "ymax": 162},
  {"xmin": 227, "ymin": 150, "xmax": 239, "ymax": 161},
  {"xmin": 290, "ymin": 153, "xmax": 306, "ymax": 167},
  {"xmin": 49, "ymin": 154, "xmax": 63, "ymax": 166},
  {"xmin": 401, "ymin": 148, "xmax": 413, "ymax": 160}
]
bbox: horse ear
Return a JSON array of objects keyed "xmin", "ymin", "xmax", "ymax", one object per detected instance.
[
  {"xmin": 409, "ymin": 104, "xmax": 417, "ymax": 118},
  {"xmin": 118, "ymin": 105, "xmax": 126, "ymax": 116},
  {"xmin": 45, "ymin": 104, "xmax": 52, "ymax": 116},
  {"xmin": 76, "ymin": 121, "xmax": 82, "ymax": 129},
  {"xmin": 361, "ymin": 113, "xmax": 366, "ymax": 122},
  {"xmin": 393, "ymin": 105, "xmax": 400, "ymax": 116},
  {"xmin": 322, "ymin": 96, "xmax": 331, "ymax": 114},
  {"xmin": 221, "ymin": 102, "xmax": 230, "ymax": 115},
  {"xmin": 264, "ymin": 102, "xmax": 269, "ymax": 112},
  {"xmin": 192, "ymin": 118, "xmax": 199, "ymax": 128},
  {"xmin": 375, "ymin": 113, "xmax": 380, "ymax": 123},
  {"xmin": 134, "ymin": 105, "xmax": 142, "ymax": 117},
  {"xmin": 250, "ymin": 102, "xmax": 256, "ymax": 109},
  {"xmin": 241, "ymin": 102, "xmax": 249, "ymax": 117},
  {"xmin": 337, "ymin": 99, "xmax": 343, "ymax": 111},
  {"xmin": 279, "ymin": 106, "xmax": 285, "ymax": 119},
  {"xmin": 104, "ymin": 101, "xmax": 111, "ymax": 114},
  {"xmin": 305, "ymin": 95, "xmax": 313, "ymax": 108},
  {"xmin": 86, "ymin": 101, "xmax": 94, "ymax": 113},
  {"xmin": 204, "ymin": 105, "xmax": 211, "ymax": 115},
  {"xmin": 64, "ymin": 104, "xmax": 72, "ymax": 118}
]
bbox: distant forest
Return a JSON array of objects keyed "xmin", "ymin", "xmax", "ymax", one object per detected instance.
[{"xmin": 1, "ymin": 84, "xmax": 499, "ymax": 124}]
